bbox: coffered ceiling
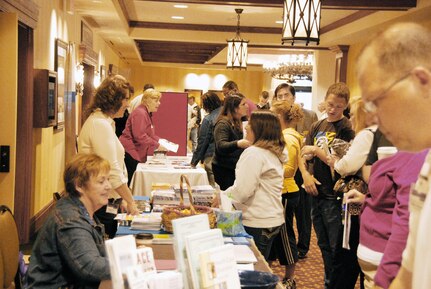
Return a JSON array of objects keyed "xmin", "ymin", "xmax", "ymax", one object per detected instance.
[{"xmin": 71, "ymin": 0, "xmax": 430, "ymax": 66}]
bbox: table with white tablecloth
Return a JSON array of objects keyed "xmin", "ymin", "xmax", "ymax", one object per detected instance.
[{"xmin": 130, "ymin": 156, "xmax": 209, "ymax": 196}]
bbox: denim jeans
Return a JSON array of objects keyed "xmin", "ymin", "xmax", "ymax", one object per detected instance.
[
  {"xmin": 311, "ymin": 197, "xmax": 342, "ymax": 289},
  {"xmin": 244, "ymin": 225, "xmax": 282, "ymax": 261},
  {"xmin": 295, "ymin": 170, "xmax": 312, "ymax": 256},
  {"xmin": 189, "ymin": 126, "xmax": 198, "ymax": 152}
]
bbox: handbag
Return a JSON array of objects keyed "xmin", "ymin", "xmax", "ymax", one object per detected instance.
[{"xmin": 333, "ymin": 175, "xmax": 367, "ymax": 215}]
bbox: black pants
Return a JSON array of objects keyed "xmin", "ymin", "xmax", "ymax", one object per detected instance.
[
  {"xmin": 95, "ymin": 199, "xmax": 121, "ymax": 239},
  {"xmin": 212, "ymin": 163, "xmax": 235, "ymax": 190},
  {"xmin": 329, "ymin": 215, "xmax": 364, "ymax": 289},
  {"xmin": 294, "ymin": 170, "xmax": 312, "ymax": 256},
  {"xmin": 124, "ymin": 152, "xmax": 139, "ymax": 187},
  {"xmin": 268, "ymin": 192, "xmax": 300, "ymax": 265}
]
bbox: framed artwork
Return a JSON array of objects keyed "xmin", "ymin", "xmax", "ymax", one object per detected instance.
[
  {"xmin": 54, "ymin": 38, "xmax": 68, "ymax": 131},
  {"xmin": 184, "ymin": 89, "xmax": 203, "ymax": 106}
]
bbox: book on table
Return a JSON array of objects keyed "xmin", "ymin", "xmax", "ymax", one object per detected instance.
[
  {"xmin": 198, "ymin": 244, "xmax": 241, "ymax": 289},
  {"xmin": 172, "ymin": 214, "xmax": 210, "ymax": 289},
  {"xmin": 184, "ymin": 229, "xmax": 225, "ymax": 289}
]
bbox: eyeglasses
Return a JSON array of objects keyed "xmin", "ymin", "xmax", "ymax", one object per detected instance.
[
  {"xmin": 364, "ymin": 71, "xmax": 411, "ymax": 113},
  {"xmin": 276, "ymin": 92, "xmax": 294, "ymax": 101}
]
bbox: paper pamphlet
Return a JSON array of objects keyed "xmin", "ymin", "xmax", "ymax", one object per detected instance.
[
  {"xmin": 233, "ymin": 245, "xmax": 257, "ymax": 264},
  {"xmin": 158, "ymin": 138, "xmax": 179, "ymax": 153},
  {"xmin": 126, "ymin": 270, "xmax": 156, "ymax": 289},
  {"xmin": 106, "ymin": 236, "xmax": 158, "ymax": 289},
  {"xmin": 220, "ymin": 190, "xmax": 234, "ymax": 212},
  {"xmin": 146, "ymin": 271, "xmax": 184, "ymax": 289},
  {"xmin": 199, "ymin": 244, "xmax": 241, "ymax": 289},
  {"xmin": 105, "ymin": 235, "xmax": 137, "ymax": 289},
  {"xmin": 126, "ymin": 270, "xmax": 183, "ymax": 289},
  {"xmin": 342, "ymin": 204, "xmax": 351, "ymax": 250},
  {"xmin": 185, "ymin": 229, "xmax": 225, "ymax": 289},
  {"xmin": 172, "ymin": 214, "xmax": 210, "ymax": 289}
]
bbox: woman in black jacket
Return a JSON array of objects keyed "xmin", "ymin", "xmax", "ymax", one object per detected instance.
[{"xmin": 212, "ymin": 94, "xmax": 251, "ymax": 190}]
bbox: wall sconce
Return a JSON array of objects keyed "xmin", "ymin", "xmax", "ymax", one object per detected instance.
[
  {"xmin": 93, "ymin": 71, "xmax": 100, "ymax": 88},
  {"xmin": 75, "ymin": 63, "xmax": 84, "ymax": 95}
]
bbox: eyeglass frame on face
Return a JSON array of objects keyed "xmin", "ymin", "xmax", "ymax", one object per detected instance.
[
  {"xmin": 364, "ymin": 71, "xmax": 411, "ymax": 113},
  {"xmin": 276, "ymin": 92, "xmax": 294, "ymax": 101}
]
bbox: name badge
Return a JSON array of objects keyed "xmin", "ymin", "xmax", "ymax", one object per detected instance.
[{"xmin": 106, "ymin": 199, "xmax": 120, "ymax": 215}]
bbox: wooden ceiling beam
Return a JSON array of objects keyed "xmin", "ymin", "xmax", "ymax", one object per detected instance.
[
  {"xmin": 130, "ymin": 21, "xmax": 281, "ymax": 34},
  {"xmin": 134, "ymin": 0, "xmax": 416, "ymax": 10}
]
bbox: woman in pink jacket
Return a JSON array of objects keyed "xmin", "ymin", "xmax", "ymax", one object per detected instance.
[{"xmin": 119, "ymin": 89, "xmax": 166, "ymax": 185}]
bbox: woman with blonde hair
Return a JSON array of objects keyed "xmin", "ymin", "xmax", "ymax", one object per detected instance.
[
  {"xmin": 78, "ymin": 75, "xmax": 139, "ymax": 238},
  {"xmin": 120, "ymin": 88, "xmax": 166, "ymax": 183},
  {"xmin": 269, "ymin": 101, "xmax": 309, "ymax": 289},
  {"xmin": 225, "ymin": 110, "xmax": 286, "ymax": 260},
  {"xmin": 328, "ymin": 96, "xmax": 376, "ymax": 176}
]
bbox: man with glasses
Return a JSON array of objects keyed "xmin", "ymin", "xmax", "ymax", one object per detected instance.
[
  {"xmin": 274, "ymin": 83, "xmax": 318, "ymax": 260},
  {"xmin": 356, "ymin": 23, "xmax": 431, "ymax": 289}
]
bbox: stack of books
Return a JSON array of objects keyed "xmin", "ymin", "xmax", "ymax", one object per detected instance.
[
  {"xmin": 151, "ymin": 185, "xmax": 215, "ymax": 207},
  {"xmin": 172, "ymin": 184, "xmax": 215, "ymax": 207},
  {"xmin": 130, "ymin": 213, "xmax": 162, "ymax": 231}
]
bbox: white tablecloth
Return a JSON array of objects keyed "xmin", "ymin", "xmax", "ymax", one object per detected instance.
[{"xmin": 130, "ymin": 156, "xmax": 209, "ymax": 196}]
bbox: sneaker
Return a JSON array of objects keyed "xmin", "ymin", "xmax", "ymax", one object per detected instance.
[{"xmin": 282, "ymin": 278, "xmax": 296, "ymax": 289}]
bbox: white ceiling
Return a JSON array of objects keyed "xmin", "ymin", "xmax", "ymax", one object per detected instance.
[{"xmin": 71, "ymin": 0, "xmax": 431, "ymax": 66}]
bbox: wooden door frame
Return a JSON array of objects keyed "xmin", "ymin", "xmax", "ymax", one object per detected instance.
[{"xmin": 15, "ymin": 22, "xmax": 33, "ymax": 244}]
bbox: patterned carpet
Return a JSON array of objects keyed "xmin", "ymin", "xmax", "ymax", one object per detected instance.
[
  {"xmin": 270, "ymin": 228, "xmax": 325, "ymax": 289},
  {"xmin": 269, "ymin": 228, "xmax": 361, "ymax": 289}
]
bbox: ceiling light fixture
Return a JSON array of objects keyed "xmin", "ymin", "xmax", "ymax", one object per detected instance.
[
  {"xmin": 263, "ymin": 54, "xmax": 313, "ymax": 83},
  {"xmin": 226, "ymin": 8, "xmax": 248, "ymax": 70},
  {"xmin": 174, "ymin": 4, "xmax": 188, "ymax": 8},
  {"xmin": 171, "ymin": 16, "xmax": 184, "ymax": 20},
  {"xmin": 282, "ymin": 0, "xmax": 321, "ymax": 46}
]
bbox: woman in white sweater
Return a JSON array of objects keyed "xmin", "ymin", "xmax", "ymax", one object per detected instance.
[
  {"xmin": 78, "ymin": 75, "xmax": 139, "ymax": 238},
  {"xmin": 225, "ymin": 110, "xmax": 287, "ymax": 260}
]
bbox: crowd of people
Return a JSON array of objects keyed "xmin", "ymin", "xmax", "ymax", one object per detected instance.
[{"xmin": 24, "ymin": 22, "xmax": 431, "ymax": 289}]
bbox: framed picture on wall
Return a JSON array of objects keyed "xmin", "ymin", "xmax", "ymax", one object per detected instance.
[
  {"xmin": 100, "ymin": 65, "xmax": 106, "ymax": 82},
  {"xmin": 54, "ymin": 38, "xmax": 68, "ymax": 131},
  {"xmin": 184, "ymin": 89, "xmax": 203, "ymax": 106}
]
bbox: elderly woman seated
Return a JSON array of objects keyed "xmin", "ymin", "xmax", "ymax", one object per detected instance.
[{"xmin": 26, "ymin": 153, "xmax": 112, "ymax": 289}]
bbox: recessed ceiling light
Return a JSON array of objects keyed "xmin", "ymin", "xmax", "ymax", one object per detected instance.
[
  {"xmin": 171, "ymin": 16, "xmax": 184, "ymax": 20},
  {"xmin": 174, "ymin": 4, "xmax": 188, "ymax": 8},
  {"xmin": 275, "ymin": 20, "xmax": 283, "ymax": 24}
]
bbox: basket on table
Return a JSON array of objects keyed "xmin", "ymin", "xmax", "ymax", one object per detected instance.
[{"xmin": 161, "ymin": 174, "xmax": 216, "ymax": 233}]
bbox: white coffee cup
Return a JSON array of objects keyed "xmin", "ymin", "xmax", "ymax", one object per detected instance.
[{"xmin": 377, "ymin": 146, "xmax": 398, "ymax": 160}]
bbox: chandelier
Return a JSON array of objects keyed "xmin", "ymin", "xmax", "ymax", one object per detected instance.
[
  {"xmin": 282, "ymin": 0, "xmax": 321, "ymax": 45},
  {"xmin": 226, "ymin": 8, "xmax": 249, "ymax": 69},
  {"xmin": 263, "ymin": 54, "xmax": 313, "ymax": 83}
]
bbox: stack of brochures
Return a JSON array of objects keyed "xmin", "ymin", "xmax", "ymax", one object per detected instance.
[{"xmin": 130, "ymin": 213, "xmax": 162, "ymax": 231}]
